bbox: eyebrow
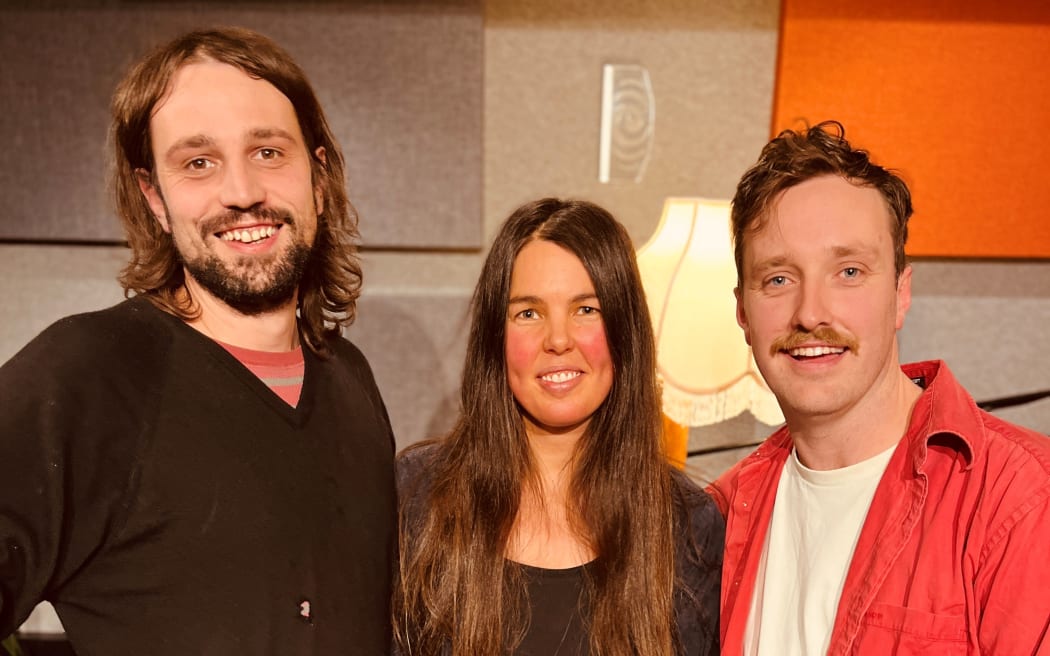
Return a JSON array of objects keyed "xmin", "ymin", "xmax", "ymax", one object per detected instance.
[
  {"xmin": 830, "ymin": 244, "xmax": 879, "ymax": 260},
  {"xmin": 751, "ymin": 244, "xmax": 880, "ymax": 273},
  {"xmin": 163, "ymin": 128, "xmax": 299, "ymax": 161},
  {"xmin": 165, "ymin": 134, "xmax": 214, "ymax": 160},
  {"xmin": 247, "ymin": 127, "xmax": 298, "ymax": 143}
]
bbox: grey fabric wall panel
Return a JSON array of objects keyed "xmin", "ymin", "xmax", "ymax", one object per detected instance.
[
  {"xmin": 483, "ymin": 0, "xmax": 780, "ymax": 245},
  {"xmin": 901, "ymin": 260, "xmax": 1050, "ymax": 435},
  {"xmin": 1, "ymin": 1, "xmax": 482, "ymax": 248},
  {"xmin": 348, "ymin": 292, "xmax": 471, "ymax": 450}
]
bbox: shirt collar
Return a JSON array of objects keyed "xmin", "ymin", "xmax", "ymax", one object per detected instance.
[
  {"xmin": 739, "ymin": 360, "xmax": 983, "ymax": 472},
  {"xmin": 901, "ymin": 360, "xmax": 981, "ymax": 471}
]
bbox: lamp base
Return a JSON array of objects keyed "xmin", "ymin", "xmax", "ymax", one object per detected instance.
[{"xmin": 661, "ymin": 413, "xmax": 688, "ymax": 469}]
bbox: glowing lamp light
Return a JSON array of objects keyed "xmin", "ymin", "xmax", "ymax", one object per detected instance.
[{"xmin": 637, "ymin": 198, "xmax": 783, "ymax": 466}]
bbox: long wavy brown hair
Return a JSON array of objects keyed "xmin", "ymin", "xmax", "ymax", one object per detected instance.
[
  {"xmin": 395, "ymin": 199, "xmax": 679, "ymax": 655},
  {"xmin": 110, "ymin": 27, "xmax": 362, "ymax": 355}
]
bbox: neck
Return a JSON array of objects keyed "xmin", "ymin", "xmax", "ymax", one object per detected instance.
[
  {"xmin": 789, "ymin": 366, "xmax": 922, "ymax": 470},
  {"xmin": 507, "ymin": 422, "xmax": 593, "ymax": 568},
  {"xmin": 181, "ymin": 278, "xmax": 300, "ymax": 352},
  {"xmin": 525, "ymin": 424, "xmax": 586, "ymax": 494}
]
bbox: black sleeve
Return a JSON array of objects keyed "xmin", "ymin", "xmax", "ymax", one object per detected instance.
[{"xmin": 0, "ymin": 310, "xmax": 160, "ymax": 634}]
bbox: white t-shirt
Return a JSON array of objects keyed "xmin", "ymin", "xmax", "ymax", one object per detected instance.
[{"xmin": 742, "ymin": 443, "xmax": 896, "ymax": 656}]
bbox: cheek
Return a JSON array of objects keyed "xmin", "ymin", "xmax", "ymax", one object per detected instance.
[
  {"xmin": 575, "ymin": 326, "xmax": 612, "ymax": 371},
  {"xmin": 504, "ymin": 327, "xmax": 537, "ymax": 378}
]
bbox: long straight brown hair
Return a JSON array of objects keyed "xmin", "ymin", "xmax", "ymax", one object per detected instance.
[{"xmin": 395, "ymin": 199, "xmax": 677, "ymax": 655}]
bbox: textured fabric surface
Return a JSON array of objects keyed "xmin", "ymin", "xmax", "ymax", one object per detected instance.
[
  {"xmin": 0, "ymin": 297, "xmax": 397, "ymax": 655},
  {"xmin": 711, "ymin": 360, "xmax": 1050, "ymax": 655}
]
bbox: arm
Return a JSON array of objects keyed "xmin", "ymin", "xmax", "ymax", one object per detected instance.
[
  {"xmin": 0, "ymin": 336, "xmax": 69, "ymax": 634},
  {"xmin": 1, "ymin": 311, "xmax": 153, "ymax": 635},
  {"xmin": 975, "ymin": 487, "xmax": 1050, "ymax": 653}
]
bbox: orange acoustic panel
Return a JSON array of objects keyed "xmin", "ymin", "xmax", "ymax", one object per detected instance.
[{"xmin": 773, "ymin": 1, "xmax": 1050, "ymax": 258}]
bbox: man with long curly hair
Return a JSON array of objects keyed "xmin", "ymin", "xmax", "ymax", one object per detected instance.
[{"xmin": 0, "ymin": 27, "xmax": 395, "ymax": 654}]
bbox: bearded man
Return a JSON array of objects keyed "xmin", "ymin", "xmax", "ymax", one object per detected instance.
[{"xmin": 0, "ymin": 27, "xmax": 396, "ymax": 655}]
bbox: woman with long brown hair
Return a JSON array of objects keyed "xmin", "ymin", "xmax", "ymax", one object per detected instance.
[{"xmin": 394, "ymin": 198, "xmax": 723, "ymax": 655}]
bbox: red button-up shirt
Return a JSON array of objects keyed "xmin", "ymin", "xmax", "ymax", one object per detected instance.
[{"xmin": 708, "ymin": 361, "xmax": 1050, "ymax": 655}]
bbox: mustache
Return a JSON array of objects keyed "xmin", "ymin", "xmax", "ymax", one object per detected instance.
[
  {"xmin": 770, "ymin": 326, "xmax": 859, "ymax": 357},
  {"xmin": 198, "ymin": 206, "xmax": 295, "ymax": 236}
]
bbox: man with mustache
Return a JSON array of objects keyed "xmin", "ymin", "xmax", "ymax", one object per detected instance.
[
  {"xmin": 709, "ymin": 122, "xmax": 1050, "ymax": 655},
  {"xmin": 0, "ymin": 28, "xmax": 395, "ymax": 654}
]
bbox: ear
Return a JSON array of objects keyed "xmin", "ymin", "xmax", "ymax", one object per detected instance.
[
  {"xmin": 136, "ymin": 169, "xmax": 170, "ymax": 233},
  {"xmin": 895, "ymin": 264, "xmax": 913, "ymax": 331},
  {"xmin": 313, "ymin": 146, "xmax": 327, "ymax": 215},
  {"xmin": 735, "ymin": 286, "xmax": 752, "ymax": 346}
]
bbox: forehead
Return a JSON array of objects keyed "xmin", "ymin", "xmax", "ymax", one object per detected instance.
[
  {"xmin": 149, "ymin": 60, "xmax": 303, "ymax": 149},
  {"xmin": 509, "ymin": 239, "xmax": 594, "ymax": 293},
  {"xmin": 745, "ymin": 175, "xmax": 893, "ymax": 267}
]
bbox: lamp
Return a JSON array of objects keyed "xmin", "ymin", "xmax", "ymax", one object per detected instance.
[{"xmin": 637, "ymin": 198, "xmax": 783, "ymax": 467}]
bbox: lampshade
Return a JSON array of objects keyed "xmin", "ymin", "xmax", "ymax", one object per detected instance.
[{"xmin": 637, "ymin": 197, "xmax": 783, "ymax": 427}]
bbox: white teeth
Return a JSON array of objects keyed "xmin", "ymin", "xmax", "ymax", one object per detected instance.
[
  {"xmin": 219, "ymin": 226, "xmax": 277, "ymax": 243},
  {"xmin": 788, "ymin": 346, "xmax": 845, "ymax": 357},
  {"xmin": 541, "ymin": 371, "xmax": 581, "ymax": 383}
]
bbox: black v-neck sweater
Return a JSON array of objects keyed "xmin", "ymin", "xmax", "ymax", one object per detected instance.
[{"xmin": 1, "ymin": 297, "xmax": 397, "ymax": 655}]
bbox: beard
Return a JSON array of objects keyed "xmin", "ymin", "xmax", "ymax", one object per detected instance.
[{"xmin": 173, "ymin": 205, "xmax": 315, "ymax": 316}]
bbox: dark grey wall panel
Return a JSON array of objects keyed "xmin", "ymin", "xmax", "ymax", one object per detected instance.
[
  {"xmin": 348, "ymin": 292, "xmax": 471, "ymax": 450},
  {"xmin": 1, "ymin": 1, "xmax": 482, "ymax": 248}
]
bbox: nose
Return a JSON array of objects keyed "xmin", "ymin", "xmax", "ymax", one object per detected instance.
[
  {"xmin": 543, "ymin": 315, "xmax": 574, "ymax": 354},
  {"xmin": 792, "ymin": 279, "xmax": 832, "ymax": 331},
  {"xmin": 218, "ymin": 159, "xmax": 265, "ymax": 210}
]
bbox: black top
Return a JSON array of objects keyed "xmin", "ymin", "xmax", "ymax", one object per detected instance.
[
  {"xmin": 515, "ymin": 562, "xmax": 589, "ymax": 656},
  {"xmin": 0, "ymin": 297, "xmax": 397, "ymax": 655},
  {"xmin": 396, "ymin": 444, "xmax": 724, "ymax": 655}
]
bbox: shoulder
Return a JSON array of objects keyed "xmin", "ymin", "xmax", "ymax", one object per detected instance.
[
  {"xmin": 326, "ymin": 333, "xmax": 372, "ymax": 369},
  {"xmin": 395, "ymin": 442, "xmax": 444, "ymax": 534},
  {"xmin": 20, "ymin": 297, "xmax": 167, "ymax": 350},
  {"xmin": 972, "ymin": 411, "xmax": 1050, "ymax": 514},
  {"xmin": 706, "ymin": 428, "xmax": 793, "ymax": 516},
  {"xmin": 396, "ymin": 441, "xmax": 443, "ymax": 496},
  {"xmin": 672, "ymin": 470, "xmax": 722, "ymax": 526},
  {"xmin": 671, "ymin": 469, "xmax": 726, "ymax": 570},
  {"xmin": 322, "ymin": 334, "xmax": 385, "ymax": 395},
  {"xmin": 672, "ymin": 470, "xmax": 725, "ymax": 534},
  {"xmin": 979, "ymin": 412, "xmax": 1050, "ymax": 471},
  {"xmin": 2, "ymin": 298, "xmax": 173, "ymax": 387},
  {"xmin": 319, "ymin": 334, "xmax": 392, "ymax": 423}
]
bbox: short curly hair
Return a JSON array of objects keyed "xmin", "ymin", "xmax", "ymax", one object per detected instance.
[{"xmin": 731, "ymin": 120, "xmax": 913, "ymax": 284}]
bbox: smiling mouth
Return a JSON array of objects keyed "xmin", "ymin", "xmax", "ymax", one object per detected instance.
[
  {"xmin": 785, "ymin": 345, "xmax": 847, "ymax": 360},
  {"xmin": 540, "ymin": 371, "xmax": 581, "ymax": 383},
  {"xmin": 217, "ymin": 225, "xmax": 280, "ymax": 244}
]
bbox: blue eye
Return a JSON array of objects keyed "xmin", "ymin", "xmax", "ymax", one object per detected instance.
[
  {"xmin": 843, "ymin": 267, "xmax": 860, "ymax": 278},
  {"xmin": 769, "ymin": 275, "xmax": 787, "ymax": 286}
]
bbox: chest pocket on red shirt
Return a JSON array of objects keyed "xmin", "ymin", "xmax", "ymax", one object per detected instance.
[{"xmin": 856, "ymin": 602, "xmax": 968, "ymax": 655}]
